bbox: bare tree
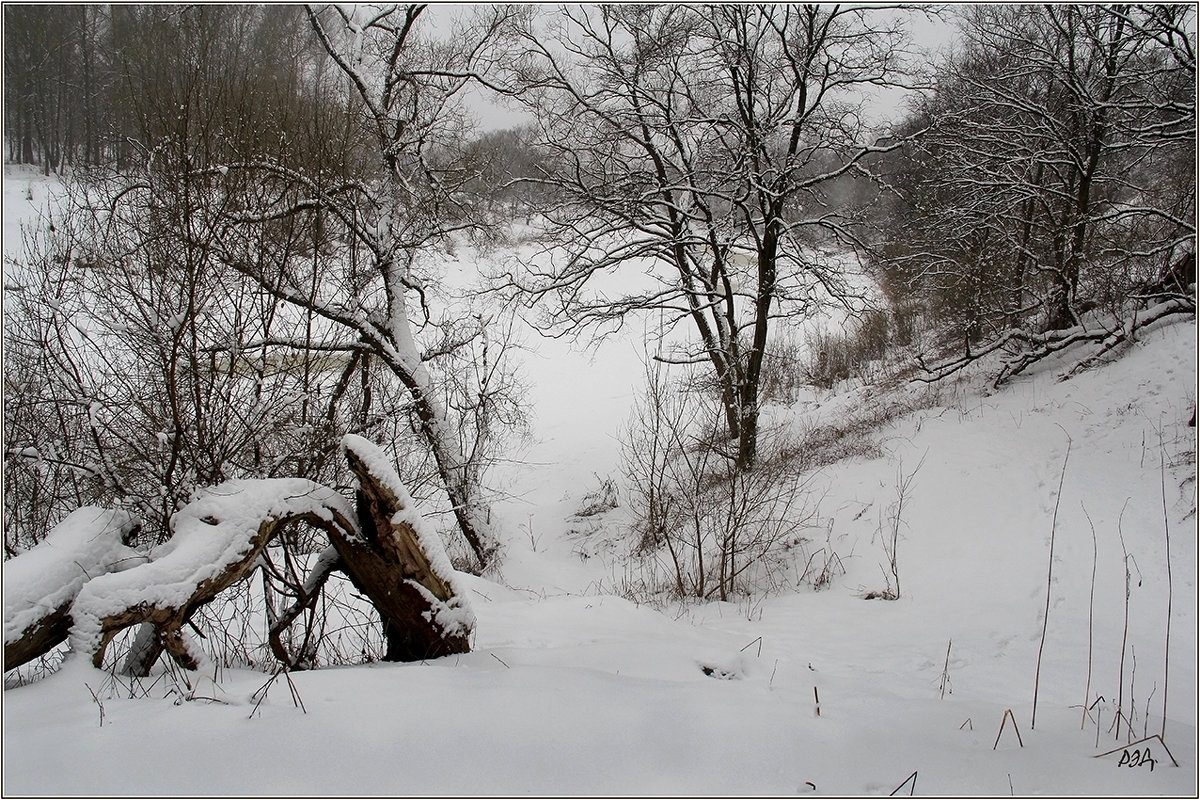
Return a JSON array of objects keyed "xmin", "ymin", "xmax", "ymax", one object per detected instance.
[
  {"xmin": 505, "ymin": 4, "xmax": 915, "ymax": 467},
  {"xmin": 202, "ymin": 4, "xmax": 518, "ymax": 571}
]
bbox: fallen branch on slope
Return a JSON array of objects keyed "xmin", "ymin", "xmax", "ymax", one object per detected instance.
[{"xmin": 912, "ymin": 297, "xmax": 1195, "ymax": 389}]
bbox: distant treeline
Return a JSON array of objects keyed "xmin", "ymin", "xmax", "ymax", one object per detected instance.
[{"xmin": 3, "ymin": 5, "xmax": 336, "ymax": 172}]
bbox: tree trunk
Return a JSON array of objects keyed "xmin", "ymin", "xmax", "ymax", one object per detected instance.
[
  {"xmin": 4, "ymin": 604, "xmax": 73, "ymax": 671},
  {"xmin": 737, "ymin": 226, "xmax": 780, "ymax": 468},
  {"xmin": 332, "ymin": 439, "xmax": 473, "ymax": 662},
  {"xmin": 21, "ymin": 113, "xmax": 34, "ymax": 165},
  {"xmin": 403, "ymin": 375, "xmax": 497, "ymax": 571},
  {"xmin": 379, "ymin": 292, "xmax": 498, "ymax": 573}
]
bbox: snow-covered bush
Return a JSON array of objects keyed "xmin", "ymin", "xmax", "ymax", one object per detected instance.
[{"xmin": 802, "ymin": 309, "xmax": 896, "ymax": 390}]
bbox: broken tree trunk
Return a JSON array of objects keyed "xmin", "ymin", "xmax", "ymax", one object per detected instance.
[
  {"xmin": 332, "ymin": 435, "xmax": 474, "ymax": 662},
  {"xmin": 69, "ymin": 479, "xmax": 357, "ymax": 675},
  {"xmin": 3, "ymin": 508, "xmax": 142, "ymax": 671},
  {"xmin": 34, "ymin": 439, "xmax": 471, "ymax": 675}
]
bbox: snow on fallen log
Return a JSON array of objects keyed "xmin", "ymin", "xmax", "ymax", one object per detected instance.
[
  {"xmin": 336, "ymin": 434, "xmax": 474, "ymax": 661},
  {"xmin": 3, "ymin": 507, "xmax": 142, "ymax": 671},
  {"xmin": 69, "ymin": 478, "xmax": 357, "ymax": 672}
]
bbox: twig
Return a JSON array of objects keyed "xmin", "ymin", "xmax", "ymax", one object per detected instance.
[
  {"xmin": 1144, "ymin": 684, "xmax": 1156, "ymax": 740},
  {"xmin": 993, "ymin": 708, "xmax": 1024, "ymax": 750},
  {"xmin": 1116, "ymin": 500, "xmax": 1132, "ymax": 741},
  {"xmin": 813, "ymin": 686, "xmax": 821, "ymax": 718},
  {"xmin": 249, "ymin": 665, "xmax": 301, "ymax": 719},
  {"xmin": 1080, "ymin": 503, "xmax": 1099, "ymax": 730},
  {"xmin": 1109, "ymin": 707, "xmax": 1137, "ymax": 742},
  {"xmin": 939, "ymin": 638, "xmax": 953, "ymax": 699},
  {"xmin": 1089, "ymin": 695, "xmax": 1106, "ymax": 748},
  {"xmin": 1032, "ymin": 432, "xmax": 1070, "ymax": 730},
  {"xmin": 1158, "ymin": 427, "xmax": 1173, "ymax": 742},
  {"xmin": 84, "ymin": 683, "xmax": 105, "ymax": 727},
  {"xmin": 491, "ymin": 653, "xmax": 511, "ymax": 669},
  {"xmin": 1129, "ymin": 646, "xmax": 1138, "ymax": 745},
  {"xmin": 741, "ymin": 636, "xmax": 763, "ymax": 656},
  {"xmin": 249, "ymin": 670, "xmax": 274, "ymax": 719},
  {"xmin": 888, "ymin": 770, "xmax": 917, "ymax": 796},
  {"xmin": 284, "ymin": 669, "xmax": 307, "ymax": 714}
]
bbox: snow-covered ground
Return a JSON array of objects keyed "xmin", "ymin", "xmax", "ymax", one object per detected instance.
[
  {"xmin": 2, "ymin": 166, "xmax": 58, "ymax": 284},
  {"xmin": 2, "ymin": 166, "xmax": 1197, "ymax": 796}
]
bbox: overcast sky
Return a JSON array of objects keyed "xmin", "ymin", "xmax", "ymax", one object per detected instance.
[{"xmin": 440, "ymin": 4, "xmax": 963, "ymax": 133}]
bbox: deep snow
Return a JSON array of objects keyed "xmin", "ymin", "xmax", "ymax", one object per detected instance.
[{"xmin": 2, "ymin": 164, "xmax": 1197, "ymax": 796}]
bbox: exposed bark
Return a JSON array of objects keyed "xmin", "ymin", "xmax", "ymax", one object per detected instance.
[
  {"xmin": 5, "ymin": 604, "xmax": 73, "ymax": 672},
  {"xmin": 46, "ymin": 451, "xmax": 469, "ymax": 674},
  {"xmin": 121, "ymin": 623, "xmax": 164, "ymax": 677},
  {"xmin": 329, "ymin": 445, "xmax": 472, "ymax": 662}
]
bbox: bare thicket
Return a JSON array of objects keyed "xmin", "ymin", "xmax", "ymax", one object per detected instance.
[
  {"xmin": 3, "ymin": 5, "xmax": 356, "ymax": 550},
  {"xmin": 4, "ymin": 5, "xmax": 531, "ymax": 574},
  {"xmin": 875, "ymin": 5, "xmax": 1195, "ymax": 386}
]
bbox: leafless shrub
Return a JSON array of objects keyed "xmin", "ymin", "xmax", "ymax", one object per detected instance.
[
  {"xmin": 621, "ymin": 359, "xmax": 821, "ymax": 601},
  {"xmin": 865, "ymin": 455, "xmax": 924, "ymax": 601}
]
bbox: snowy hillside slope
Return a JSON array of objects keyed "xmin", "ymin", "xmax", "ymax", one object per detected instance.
[{"xmin": 2, "ymin": 166, "xmax": 1197, "ymax": 796}]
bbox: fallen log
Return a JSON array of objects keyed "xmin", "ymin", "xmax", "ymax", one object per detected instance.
[
  {"xmin": 3, "ymin": 508, "xmax": 142, "ymax": 671},
  {"xmin": 69, "ymin": 479, "xmax": 357, "ymax": 674},
  {"xmin": 53, "ymin": 437, "xmax": 472, "ymax": 674}
]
